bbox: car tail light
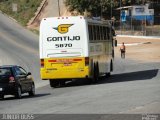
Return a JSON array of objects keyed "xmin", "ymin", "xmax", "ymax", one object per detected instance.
[
  {"xmin": 85, "ymin": 57, "xmax": 89, "ymax": 66},
  {"xmin": 41, "ymin": 59, "xmax": 44, "ymax": 67},
  {"xmin": 9, "ymin": 76, "xmax": 15, "ymax": 83}
]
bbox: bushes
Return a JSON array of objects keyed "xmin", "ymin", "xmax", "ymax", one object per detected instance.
[{"xmin": 0, "ymin": 0, "xmax": 43, "ymax": 26}]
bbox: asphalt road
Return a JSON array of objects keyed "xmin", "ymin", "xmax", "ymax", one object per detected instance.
[
  {"xmin": 0, "ymin": 13, "xmax": 48, "ymax": 88},
  {"xmin": 0, "ymin": 13, "xmax": 160, "ymax": 116}
]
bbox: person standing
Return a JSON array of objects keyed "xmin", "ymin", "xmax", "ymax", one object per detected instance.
[{"xmin": 120, "ymin": 42, "xmax": 126, "ymax": 59}]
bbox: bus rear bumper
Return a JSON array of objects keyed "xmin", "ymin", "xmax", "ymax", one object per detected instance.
[{"xmin": 40, "ymin": 67, "xmax": 89, "ymax": 80}]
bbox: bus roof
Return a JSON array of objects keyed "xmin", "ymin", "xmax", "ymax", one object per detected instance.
[{"xmin": 42, "ymin": 16, "xmax": 112, "ymax": 26}]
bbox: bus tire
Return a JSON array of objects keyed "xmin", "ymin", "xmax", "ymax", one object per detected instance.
[
  {"xmin": 49, "ymin": 80, "xmax": 59, "ymax": 88},
  {"xmin": 105, "ymin": 72, "xmax": 111, "ymax": 78},
  {"xmin": 96, "ymin": 62, "xmax": 99, "ymax": 77},
  {"xmin": 93, "ymin": 62, "xmax": 99, "ymax": 83},
  {"xmin": 59, "ymin": 80, "xmax": 66, "ymax": 87},
  {"xmin": 110, "ymin": 60, "xmax": 113, "ymax": 72},
  {"xmin": 112, "ymin": 49, "xmax": 115, "ymax": 58},
  {"xmin": 105, "ymin": 60, "xmax": 112, "ymax": 78}
]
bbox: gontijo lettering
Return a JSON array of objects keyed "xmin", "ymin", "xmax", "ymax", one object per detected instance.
[
  {"xmin": 47, "ymin": 36, "xmax": 80, "ymax": 42},
  {"xmin": 53, "ymin": 24, "xmax": 73, "ymax": 34}
]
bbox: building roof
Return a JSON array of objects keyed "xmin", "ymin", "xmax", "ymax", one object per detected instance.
[{"xmin": 116, "ymin": 6, "xmax": 133, "ymax": 10}]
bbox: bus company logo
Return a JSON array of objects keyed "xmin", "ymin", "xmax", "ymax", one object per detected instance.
[{"xmin": 53, "ymin": 24, "xmax": 73, "ymax": 34}]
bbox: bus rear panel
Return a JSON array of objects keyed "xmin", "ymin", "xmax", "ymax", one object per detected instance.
[
  {"xmin": 40, "ymin": 57, "xmax": 89, "ymax": 79},
  {"xmin": 39, "ymin": 16, "xmax": 89, "ymax": 80}
]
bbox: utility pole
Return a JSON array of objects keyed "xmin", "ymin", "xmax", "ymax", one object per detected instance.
[
  {"xmin": 120, "ymin": 0, "xmax": 122, "ymax": 35},
  {"xmin": 111, "ymin": 0, "xmax": 112, "ymax": 19},
  {"xmin": 101, "ymin": 0, "xmax": 102, "ymax": 19},
  {"xmin": 58, "ymin": 0, "xmax": 60, "ymax": 16}
]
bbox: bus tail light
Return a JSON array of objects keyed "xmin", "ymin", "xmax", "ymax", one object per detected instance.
[
  {"xmin": 85, "ymin": 57, "xmax": 89, "ymax": 66},
  {"xmin": 41, "ymin": 59, "xmax": 44, "ymax": 67}
]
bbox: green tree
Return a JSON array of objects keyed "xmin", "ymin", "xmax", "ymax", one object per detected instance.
[
  {"xmin": 65, "ymin": 0, "xmax": 148, "ymax": 18},
  {"xmin": 65, "ymin": 0, "xmax": 116, "ymax": 18}
]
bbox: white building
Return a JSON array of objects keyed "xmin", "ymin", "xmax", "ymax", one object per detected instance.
[{"xmin": 119, "ymin": 4, "xmax": 154, "ymax": 24}]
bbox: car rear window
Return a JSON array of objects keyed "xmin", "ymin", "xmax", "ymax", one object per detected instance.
[
  {"xmin": 0, "ymin": 68, "xmax": 12, "ymax": 83},
  {"xmin": 0, "ymin": 68, "xmax": 12, "ymax": 76}
]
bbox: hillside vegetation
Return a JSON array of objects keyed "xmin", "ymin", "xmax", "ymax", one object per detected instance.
[{"xmin": 0, "ymin": 0, "xmax": 43, "ymax": 26}]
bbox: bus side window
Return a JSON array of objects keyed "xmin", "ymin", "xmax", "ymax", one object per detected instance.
[
  {"xmin": 88, "ymin": 25, "xmax": 93, "ymax": 41},
  {"xmin": 103, "ymin": 26, "xmax": 105, "ymax": 40},
  {"xmin": 100, "ymin": 26, "xmax": 104, "ymax": 40},
  {"xmin": 91, "ymin": 25, "xmax": 94, "ymax": 41},
  {"xmin": 97, "ymin": 26, "xmax": 100, "ymax": 41},
  {"xmin": 92, "ymin": 25, "xmax": 95, "ymax": 41},
  {"xmin": 104, "ymin": 27, "xmax": 108, "ymax": 41},
  {"xmin": 94, "ymin": 25, "xmax": 97, "ymax": 41},
  {"xmin": 107, "ymin": 27, "xmax": 110, "ymax": 40},
  {"xmin": 99, "ymin": 26, "xmax": 101, "ymax": 40},
  {"xmin": 103, "ymin": 26, "xmax": 106, "ymax": 40}
]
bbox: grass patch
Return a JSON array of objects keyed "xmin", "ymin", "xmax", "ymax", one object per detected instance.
[
  {"xmin": 0, "ymin": 0, "xmax": 43, "ymax": 26},
  {"xmin": 29, "ymin": 28, "xmax": 39, "ymax": 35}
]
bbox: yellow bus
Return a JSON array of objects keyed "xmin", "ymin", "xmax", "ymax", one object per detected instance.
[{"xmin": 39, "ymin": 16, "xmax": 116, "ymax": 87}]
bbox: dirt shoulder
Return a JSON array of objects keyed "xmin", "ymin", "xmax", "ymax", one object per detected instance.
[
  {"xmin": 115, "ymin": 36, "xmax": 160, "ymax": 63},
  {"xmin": 28, "ymin": 0, "xmax": 70, "ymax": 30}
]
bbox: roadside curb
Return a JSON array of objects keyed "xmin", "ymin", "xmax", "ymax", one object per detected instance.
[
  {"xmin": 117, "ymin": 35, "xmax": 160, "ymax": 39},
  {"xmin": 117, "ymin": 42, "xmax": 151, "ymax": 46},
  {"xmin": 27, "ymin": 0, "xmax": 47, "ymax": 26},
  {"xmin": 0, "ymin": 10, "xmax": 18, "ymax": 23}
]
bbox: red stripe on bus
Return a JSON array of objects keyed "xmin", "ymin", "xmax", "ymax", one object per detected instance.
[
  {"xmin": 48, "ymin": 60, "xmax": 57, "ymax": 62},
  {"xmin": 73, "ymin": 59, "xmax": 82, "ymax": 61}
]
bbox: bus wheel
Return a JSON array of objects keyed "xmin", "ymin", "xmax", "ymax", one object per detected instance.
[
  {"xmin": 105, "ymin": 60, "xmax": 112, "ymax": 78},
  {"xmin": 112, "ymin": 49, "xmax": 115, "ymax": 58},
  {"xmin": 49, "ymin": 80, "xmax": 59, "ymax": 88},
  {"xmin": 105, "ymin": 72, "xmax": 111, "ymax": 78},
  {"xmin": 96, "ymin": 62, "xmax": 99, "ymax": 77},
  {"xmin": 93, "ymin": 62, "xmax": 99, "ymax": 83},
  {"xmin": 59, "ymin": 80, "xmax": 66, "ymax": 87},
  {"xmin": 110, "ymin": 60, "xmax": 113, "ymax": 72}
]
